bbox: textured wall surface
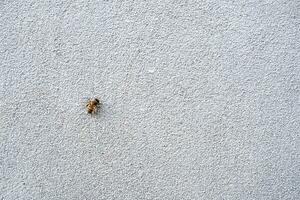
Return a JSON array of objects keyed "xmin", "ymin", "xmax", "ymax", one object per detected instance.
[{"xmin": 1, "ymin": 0, "xmax": 299, "ymax": 199}]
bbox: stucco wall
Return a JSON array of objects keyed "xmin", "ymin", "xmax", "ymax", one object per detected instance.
[{"xmin": 1, "ymin": 0, "xmax": 299, "ymax": 199}]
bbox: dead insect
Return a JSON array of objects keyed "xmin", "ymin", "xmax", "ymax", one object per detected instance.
[{"xmin": 86, "ymin": 98, "xmax": 101, "ymax": 115}]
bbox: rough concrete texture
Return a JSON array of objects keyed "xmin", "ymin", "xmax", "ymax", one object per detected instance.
[{"xmin": 0, "ymin": 0, "xmax": 299, "ymax": 199}]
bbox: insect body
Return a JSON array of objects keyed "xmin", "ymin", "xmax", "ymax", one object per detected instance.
[{"xmin": 86, "ymin": 98, "xmax": 101, "ymax": 114}]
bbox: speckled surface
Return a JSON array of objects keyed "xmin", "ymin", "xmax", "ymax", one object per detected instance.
[{"xmin": 0, "ymin": 0, "xmax": 299, "ymax": 199}]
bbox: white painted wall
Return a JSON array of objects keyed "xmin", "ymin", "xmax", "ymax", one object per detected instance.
[{"xmin": 1, "ymin": 0, "xmax": 299, "ymax": 199}]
